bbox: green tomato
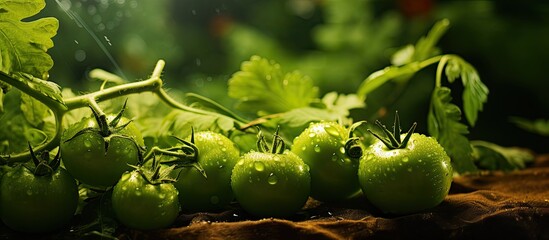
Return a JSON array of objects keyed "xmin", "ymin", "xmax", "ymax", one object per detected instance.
[
  {"xmin": 292, "ymin": 122, "xmax": 363, "ymax": 202},
  {"xmin": 173, "ymin": 131, "xmax": 240, "ymax": 212},
  {"xmin": 111, "ymin": 170, "xmax": 180, "ymax": 230},
  {"xmin": 231, "ymin": 151, "xmax": 310, "ymax": 218},
  {"xmin": 0, "ymin": 165, "xmax": 78, "ymax": 233},
  {"xmin": 358, "ymin": 133, "xmax": 453, "ymax": 214},
  {"xmin": 60, "ymin": 115, "xmax": 144, "ymax": 188}
]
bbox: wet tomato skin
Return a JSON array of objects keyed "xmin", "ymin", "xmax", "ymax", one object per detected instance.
[
  {"xmin": 173, "ymin": 131, "xmax": 241, "ymax": 212},
  {"xmin": 111, "ymin": 170, "xmax": 180, "ymax": 230},
  {"xmin": 292, "ymin": 122, "xmax": 363, "ymax": 202},
  {"xmin": 60, "ymin": 115, "xmax": 144, "ymax": 189},
  {"xmin": 358, "ymin": 133, "xmax": 453, "ymax": 214},
  {"xmin": 0, "ymin": 165, "xmax": 78, "ymax": 233},
  {"xmin": 231, "ymin": 151, "xmax": 311, "ymax": 218}
]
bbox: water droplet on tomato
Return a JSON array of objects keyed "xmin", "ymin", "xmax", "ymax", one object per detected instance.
[
  {"xmin": 339, "ymin": 147, "xmax": 345, "ymax": 154},
  {"xmin": 314, "ymin": 145, "xmax": 321, "ymax": 152},
  {"xmin": 210, "ymin": 195, "xmax": 220, "ymax": 204},
  {"xmin": 120, "ymin": 174, "xmax": 130, "ymax": 181},
  {"xmin": 237, "ymin": 160, "xmax": 244, "ymax": 166},
  {"xmin": 254, "ymin": 161, "xmax": 265, "ymax": 172},
  {"xmin": 308, "ymin": 133, "xmax": 316, "ymax": 138},
  {"xmin": 84, "ymin": 139, "xmax": 92, "ymax": 148},
  {"xmin": 324, "ymin": 125, "xmax": 340, "ymax": 137},
  {"xmin": 402, "ymin": 157, "xmax": 409, "ymax": 163},
  {"xmin": 301, "ymin": 146, "xmax": 307, "ymax": 151},
  {"xmin": 135, "ymin": 191, "xmax": 142, "ymax": 196},
  {"xmin": 159, "ymin": 193, "xmax": 166, "ymax": 199},
  {"xmin": 221, "ymin": 147, "xmax": 227, "ymax": 152},
  {"xmin": 331, "ymin": 154, "xmax": 337, "ymax": 161},
  {"xmin": 267, "ymin": 173, "xmax": 278, "ymax": 185}
]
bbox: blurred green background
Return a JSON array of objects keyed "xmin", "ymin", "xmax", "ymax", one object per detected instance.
[{"xmin": 39, "ymin": 0, "xmax": 548, "ymax": 152}]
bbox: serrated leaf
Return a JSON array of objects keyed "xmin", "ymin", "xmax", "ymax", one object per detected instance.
[
  {"xmin": 357, "ymin": 62, "xmax": 422, "ymax": 98},
  {"xmin": 20, "ymin": 92, "xmax": 48, "ymax": 127},
  {"xmin": 228, "ymin": 55, "xmax": 319, "ymax": 115},
  {"xmin": 444, "ymin": 57, "xmax": 488, "ymax": 127},
  {"xmin": 0, "ymin": 89, "xmax": 54, "ymax": 154},
  {"xmin": 159, "ymin": 110, "xmax": 236, "ymax": 140},
  {"xmin": 0, "ymin": 0, "xmax": 58, "ymax": 78},
  {"xmin": 279, "ymin": 92, "xmax": 365, "ymax": 128},
  {"xmin": 279, "ymin": 107, "xmax": 339, "ymax": 127},
  {"xmin": 510, "ymin": 117, "xmax": 549, "ymax": 136},
  {"xmin": 471, "ymin": 140, "xmax": 534, "ymax": 171},
  {"xmin": 428, "ymin": 86, "xmax": 477, "ymax": 174}
]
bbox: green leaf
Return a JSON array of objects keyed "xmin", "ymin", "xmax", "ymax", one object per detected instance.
[
  {"xmin": 228, "ymin": 55, "xmax": 319, "ymax": 115},
  {"xmin": 357, "ymin": 62, "xmax": 423, "ymax": 98},
  {"xmin": 0, "ymin": 72, "xmax": 65, "ymax": 109},
  {"xmin": 428, "ymin": 86, "xmax": 477, "ymax": 174},
  {"xmin": 279, "ymin": 92, "xmax": 365, "ymax": 128},
  {"xmin": 0, "ymin": 0, "xmax": 58, "ymax": 78},
  {"xmin": 0, "ymin": 89, "xmax": 4, "ymax": 112},
  {"xmin": 158, "ymin": 110, "xmax": 236, "ymax": 141},
  {"xmin": 443, "ymin": 56, "xmax": 489, "ymax": 126},
  {"xmin": 510, "ymin": 117, "xmax": 549, "ymax": 136},
  {"xmin": 20, "ymin": 92, "xmax": 49, "ymax": 127},
  {"xmin": 471, "ymin": 140, "xmax": 534, "ymax": 171},
  {"xmin": 0, "ymin": 89, "xmax": 54, "ymax": 154},
  {"xmin": 391, "ymin": 19, "xmax": 449, "ymax": 66}
]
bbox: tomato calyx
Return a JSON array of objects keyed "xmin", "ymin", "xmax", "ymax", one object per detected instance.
[
  {"xmin": 63, "ymin": 100, "xmax": 145, "ymax": 162},
  {"xmin": 345, "ymin": 121, "xmax": 367, "ymax": 159},
  {"xmin": 144, "ymin": 128, "xmax": 207, "ymax": 179},
  {"xmin": 257, "ymin": 126, "xmax": 285, "ymax": 154},
  {"xmin": 132, "ymin": 156, "xmax": 177, "ymax": 185},
  {"xmin": 368, "ymin": 111, "xmax": 417, "ymax": 150},
  {"xmin": 27, "ymin": 143, "xmax": 60, "ymax": 176}
]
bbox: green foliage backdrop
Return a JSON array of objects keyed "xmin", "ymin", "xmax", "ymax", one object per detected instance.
[{"xmin": 36, "ymin": 0, "xmax": 549, "ymax": 152}]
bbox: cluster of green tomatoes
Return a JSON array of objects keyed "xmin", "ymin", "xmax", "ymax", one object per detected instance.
[{"xmin": 0, "ymin": 108, "xmax": 453, "ymax": 233}]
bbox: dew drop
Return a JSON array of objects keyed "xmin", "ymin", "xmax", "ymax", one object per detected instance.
[
  {"xmin": 135, "ymin": 191, "xmax": 142, "ymax": 196},
  {"xmin": 273, "ymin": 156, "xmax": 281, "ymax": 161},
  {"xmin": 402, "ymin": 157, "xmax": 409, "ymax": 163},
  {"xmin": 301, "ymin": 146, "xmax": 307, "ymax": 151},
  {"xmin": 221, "ymin": 147, "xmax": 227, "ymax": 152},
  {"xmin": 324, "ymin": 125, "xmax": 340, "ymax": 137},
  {"xmin": 314, "ymin": 145, "xmax": 321, "ymax": 152},
  {"xmin": 159, "ymin": 193, "xmax": 166, "ymax": 199},
  {"xmin": 237, "ymin": 160, "xmax": 244, "ymax": 166},
  {"xmin": 267, "ymin": 173, "xmax": 278, "ymax": 185},
  {"xmin": 84, "ymin": 139, "xmax": 92, "ymax": 148},
  {"xmin": 120, "ymin": 174, "xmax": 130, "ymax": 181},
  {"xmin": 254, "ymin": 161, "xmax": 265, "ymax": 172},
  {"xmin": 339, "ymin": 147, "xmax": 346, "ymax": 154},
  {"xmin": 308, "ymin": 132, "xmax": 316, "ymax": 138},
  {"xmin": 331, "ymin": 154, "xmax": 338, "ymax": 161},
  {"xmin": 210, "ymin": 195, "xmax": 220, "ymax": 204}
]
